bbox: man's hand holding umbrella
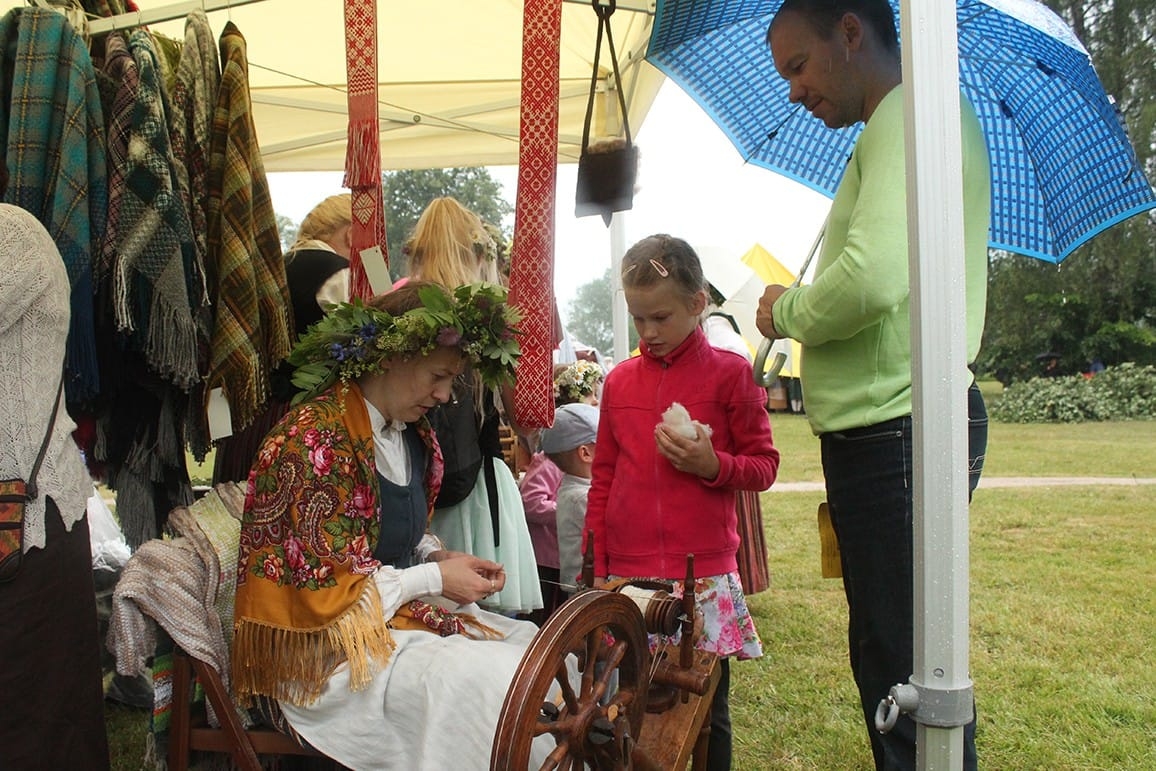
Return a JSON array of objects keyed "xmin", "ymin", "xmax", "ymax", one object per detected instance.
[{"xmin": 756, "ymin": 284, "xmax": 789, "ymax": 340}]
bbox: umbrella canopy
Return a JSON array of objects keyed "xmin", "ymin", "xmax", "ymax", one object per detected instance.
[{"xmin": 646, "ymin": 0, "xmax": 1156, "ymax": 263}]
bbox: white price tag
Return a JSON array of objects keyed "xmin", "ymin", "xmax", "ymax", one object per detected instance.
[
  {"xmin": 206, "ymin": 387, "xmax": 233, "ymax": 440},
  {"xmin": 359, "ymin": 245, "xmax": 391, "ymax": 295}
]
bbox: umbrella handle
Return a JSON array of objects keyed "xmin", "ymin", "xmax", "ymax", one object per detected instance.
[
  {"xmin": 750, "ymin": 219, "xmax": 827, "ymax": 388},
  {"xmin": 754, "ymin": 338, "xmax": 787, "ymax": 388}
]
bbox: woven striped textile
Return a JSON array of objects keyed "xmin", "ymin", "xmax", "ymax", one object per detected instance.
[
  {"xmin": 206, "ymin": 22, "xmax": 292, "ymax": 433},
  {"xmin": 343, "ymin": 0, "xmax": 385, "ymax": 300},
  {"xmin": 509, "ymin": 0, "xmax": 562, "ymax": 430},
  {"xmin": 0, "ymin": 7, "xmax": 107, "ymax": 405}
]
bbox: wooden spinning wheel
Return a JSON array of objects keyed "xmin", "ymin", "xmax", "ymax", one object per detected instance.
[{"xmin": 490, "ymin": 590, "xmax": 652, "ymax": 771}]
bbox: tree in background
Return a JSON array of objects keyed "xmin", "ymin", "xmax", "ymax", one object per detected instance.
[
  {"xmin": 566, "ymin": 268, "xmax": 639, "ymax": 359},
  {"xmin": 978, "ymin": 0, "xmax": 1156, "ymax": 384},
  {"xmin": 382, "ymin": 167, "xmax": 513, "ymax": 279},
  {"xmin": 276, "ymin": 213, "xmax": 299, "ymax": 252}
]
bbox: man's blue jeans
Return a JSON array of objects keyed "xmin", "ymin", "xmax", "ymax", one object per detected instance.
[{"xmin": 819, "ymin": 384, "xmax": 987, "ymax": 771}]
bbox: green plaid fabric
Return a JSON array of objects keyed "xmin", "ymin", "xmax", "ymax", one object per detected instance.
[
  {"xmin": 0, "ymin": 7, "xmax": 107, "ymax": 404},
  {"xmin": 205, "ymin": 22, "xmax": 292, "ymax": 433}
]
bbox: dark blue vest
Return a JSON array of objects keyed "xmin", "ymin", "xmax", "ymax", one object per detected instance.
[{"xmin": 372, "ymin": 426, "xmax": 428, "ymax": 569}]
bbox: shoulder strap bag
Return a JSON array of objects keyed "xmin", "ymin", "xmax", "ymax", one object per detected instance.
[
  {"xmin": 574, "ymin": 0, "xmax": 638, "ymax": 225},
  {"xmin": 0, "ymin": 374, "xmax": 65, "ymax": 582}
]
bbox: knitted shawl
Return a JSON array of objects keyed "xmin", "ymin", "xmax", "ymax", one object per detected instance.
[
  {"xmin": 0, "ymin": 7, "xmax": 107, "ymax": 405},
  {"xmin": 232, "ymin": 383, "xmax": 444, "ymax": 706},
  {"xmin": 206, "ymin": 22, "xmax": 292, "ymax": 433}
]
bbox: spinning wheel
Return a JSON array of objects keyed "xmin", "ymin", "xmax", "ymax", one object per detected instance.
[{"xmin": 491, "ymin": 590, "xmax": 652, "ymax": 770}]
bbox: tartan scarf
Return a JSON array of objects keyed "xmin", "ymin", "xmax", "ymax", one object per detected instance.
[
  {"xmin": 96, "ymin": 33, "xmax": 134, "ymax": 286},
  {"xmin": 206, "ymin": 22, "xmax": 293, "ymax": 433},
  {"xmin": 232, "ymin": 383, "xmax": 446, "ymax": 706},
  {"xmin": 0, "ymin": 7, "xmax": 107, "ymax": 405},
  {"xmin": 104, "ymin": 30, "xmax": 199, "ymax": 389},
  {"xmin": 168, "ymin": 10, "xmax": 220, "ymax": 460},
  {"xmin": 168, "ymin": 9, "xmax": 217, "ymax": 310}
]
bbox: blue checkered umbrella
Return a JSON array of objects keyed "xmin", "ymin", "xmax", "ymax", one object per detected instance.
[{"xmin": 647, "ymin": 0, "xmax": 1156, "ymax": 263}]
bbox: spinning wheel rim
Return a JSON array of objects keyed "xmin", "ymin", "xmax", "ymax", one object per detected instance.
[{"xmin": 490, "ymin": 591, "xmax": 651, "ymax": 771}]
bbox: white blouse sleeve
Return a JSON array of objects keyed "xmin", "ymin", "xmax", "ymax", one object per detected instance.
[{"xmin": 372, "ymin": 562, "xmax": 444, "ymax": 619}]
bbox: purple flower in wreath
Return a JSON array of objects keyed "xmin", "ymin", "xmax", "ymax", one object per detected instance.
[
  {"xmin": 329, "ymin": 342, "xmax": 347, "ymax": 362},
  {"xmin": 436, "ymin": 326, "xmax": 462, "ymax": 347},
  {"xmin": 357, "ymin": 323, "xmax": 377, "ymax": 341}
]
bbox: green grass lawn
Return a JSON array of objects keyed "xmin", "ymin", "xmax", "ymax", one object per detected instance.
[{"xmin": 109, "ymin": 418, "xmax": 1156, "ymax": 769}]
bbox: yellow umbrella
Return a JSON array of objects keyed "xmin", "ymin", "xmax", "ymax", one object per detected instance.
[{"xmin": 736, "ymin": 244, "xmax": 803, "ymax": 378}]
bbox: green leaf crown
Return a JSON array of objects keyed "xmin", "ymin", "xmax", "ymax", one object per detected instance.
[{"xmin": 288, "ymin": 282, "xmax": 522, "ymax": 404}]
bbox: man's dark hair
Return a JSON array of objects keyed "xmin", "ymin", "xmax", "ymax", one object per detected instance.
[{"xmin": 768, "ymin": 0, "xmax": 899, "ymax": 53}]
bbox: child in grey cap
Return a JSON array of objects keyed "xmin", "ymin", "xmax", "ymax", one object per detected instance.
[{"xmin": 539, "ymin": 403, "xmax": 599, "ymax": 593}]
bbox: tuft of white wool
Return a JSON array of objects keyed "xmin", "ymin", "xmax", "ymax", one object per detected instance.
[{"xmin": 660, "ymin": 402, "xmax": 712, "ymax": 439}]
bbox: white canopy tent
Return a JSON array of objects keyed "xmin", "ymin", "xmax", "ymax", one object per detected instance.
[{"xmin": 13, "ymin": 0, "xmax": 664, "ymax": 172}]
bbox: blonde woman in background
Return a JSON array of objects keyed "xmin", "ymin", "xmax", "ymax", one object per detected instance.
[
  {"xmin": 212, "ymin": 194, "xmax": 353, "ymax": 484},
  {"xmin": 400, "ymin": 196, "xmax": 543, "ymax": 617},
  {"xmin": 284, "ymin": 193, "xmax": 353, "ymax": 330}
]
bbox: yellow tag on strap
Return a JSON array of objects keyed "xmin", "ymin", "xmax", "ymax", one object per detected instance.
[{"xmin": 817, "ymin": 502, "xmax": 842, "ymax": 579}]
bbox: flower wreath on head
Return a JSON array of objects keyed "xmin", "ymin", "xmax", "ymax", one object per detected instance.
[
  {"xmin": 288, "ymin": 282, "xmax": 523, "ymax": 405},
  {"xmin": 553, "ymin": 359, "xmax": 604, "ymax": 404}
]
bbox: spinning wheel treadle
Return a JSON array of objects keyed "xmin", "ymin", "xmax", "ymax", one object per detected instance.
[{"xmin": 491, "ymin": 591, "xmax": 651, "ymax": 770}]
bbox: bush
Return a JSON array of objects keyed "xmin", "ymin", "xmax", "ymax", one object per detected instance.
[{"xmin": 989, "ymin": 363, "xmax": 1156, "ymax": 422}]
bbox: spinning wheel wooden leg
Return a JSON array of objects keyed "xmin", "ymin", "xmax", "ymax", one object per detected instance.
[{"xmin": 491, "ymin": 591, "xmax": 651, "ymax": 771}]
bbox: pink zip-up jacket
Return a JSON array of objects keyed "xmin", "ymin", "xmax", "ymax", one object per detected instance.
[
  {"xmin": 519, "ymin": 451, "xmax": 563, "ymax": 569},
  {"xmin": 586, "ymin": 328, "xmax": 779, "ymax": 579}
]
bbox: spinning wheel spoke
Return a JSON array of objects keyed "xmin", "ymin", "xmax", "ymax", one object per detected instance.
[
  {"xmin": 533, "ymin": 712, "xmax": 578, "ymax": 738},
  {"xmin": 491, "ymin": 592, "xmax": 650, "ymax": 771},
  {"xmin": 556, "ymin": 664, "xmax": 580, "ymax": 713},
  {"xmin": 586, "ymin": 637, "xmax": 630, "ymax": 706},
  {"xmin": 579, "ymin": 627, "xmax": 603, "ymax": 697},
  {"xmin": 543, "ymin": 741, "xmax": 570, "ymax": 769}
]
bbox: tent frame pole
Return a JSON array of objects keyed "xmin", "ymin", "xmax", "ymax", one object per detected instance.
[
  {"xmin": 896, "ymin": 1, "xmax": 973, "ymax": 769},
  {"xmin": 84, "ymin": 0, "xmax": 266, "ymax": 35},
  {"xmin": 83, "ymin": 0, "xmax": 652, "ymax": 36}
]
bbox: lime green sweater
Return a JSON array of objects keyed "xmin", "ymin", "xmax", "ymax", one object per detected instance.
[{"xmin": 773, "ymin": 87, "xmax": 990, "ymax": 435}]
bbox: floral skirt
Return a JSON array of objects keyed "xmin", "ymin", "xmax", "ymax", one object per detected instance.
[
  {"xmin": 609, "ymin": 571, "xmax": 762, "ymax": 661},
  {"xmin": 430, "ymin": 459, "xmax": 544, "ymax": 615}
]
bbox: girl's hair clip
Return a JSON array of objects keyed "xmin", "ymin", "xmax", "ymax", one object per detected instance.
[{"xmin": 649, "ymin": 258, "xmax": 669, "ymax": 277}]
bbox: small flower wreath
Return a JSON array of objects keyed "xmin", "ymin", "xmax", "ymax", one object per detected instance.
[
  {"xmin": 553, "ymin": 359, "xmax": 604, "ymax": 404},
  {"xmin": 289, "ymin": 282, "xmax": 522, "ymax": 404}
]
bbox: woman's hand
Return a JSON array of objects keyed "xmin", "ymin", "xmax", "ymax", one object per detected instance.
[
  {"xmin": 655, "ymin": 424, "xmax": 720, "ymax": 480},
  {"xmin": 436, "ymin": 554, "xmax": 506, "ymax": 605},
  {"xmin": 426, "ymin": 548, "xmax": 470, "ymax": 563}
]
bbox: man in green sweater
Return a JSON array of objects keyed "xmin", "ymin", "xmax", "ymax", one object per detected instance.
[{"xmin": 756, "ymin": 2, "xmax": 991, "ymax": 769}]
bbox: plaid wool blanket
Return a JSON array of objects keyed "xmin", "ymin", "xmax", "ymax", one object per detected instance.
[
  {"xmin": 0, "ymin": 7, "xmax": 107, "ymax": 405},
  {"xmin": 206, "ymin": 22, "xmax": 292, "ymax": 433}
]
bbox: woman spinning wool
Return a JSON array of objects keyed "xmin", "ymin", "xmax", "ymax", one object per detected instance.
[{"xmin": 231, "ymin": 281, "xmax": 547, "ymax": 769}]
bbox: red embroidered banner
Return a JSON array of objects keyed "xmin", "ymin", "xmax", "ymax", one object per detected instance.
[
  {"xmin": 509, "ymin": 0, "xmax": 562, "ymax": 429},
  {"xmin": 343, "ymin": 0, "xmax": 385, "ymax": 300}
]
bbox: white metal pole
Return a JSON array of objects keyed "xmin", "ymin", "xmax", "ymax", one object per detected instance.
[
  {"xmin": 899, "ymin": 1, "xmax": 972, "ymax": 769},
  {"xmin": 610, "ymin": 213, "xmax": 629, "ymax": 362}
]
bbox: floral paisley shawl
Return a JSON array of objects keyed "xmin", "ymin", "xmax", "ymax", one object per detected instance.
[{"xmin": 232, "ymin": 382, "xmax": 443, "ymax": 706}]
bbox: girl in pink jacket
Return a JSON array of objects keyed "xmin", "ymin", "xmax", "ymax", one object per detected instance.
[{"xmin": 586, "ymin": 234, "xmax": 779, "ymax": 771}]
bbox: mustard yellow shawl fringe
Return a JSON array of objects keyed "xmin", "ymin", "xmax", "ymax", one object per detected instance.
[
  {"xmin": 232, "ymin": 383, "xmax": 444, "ymax": 706},
  {"xmin": 233, "ymin": 578, "xmax": 394, "ymax": 706}
]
